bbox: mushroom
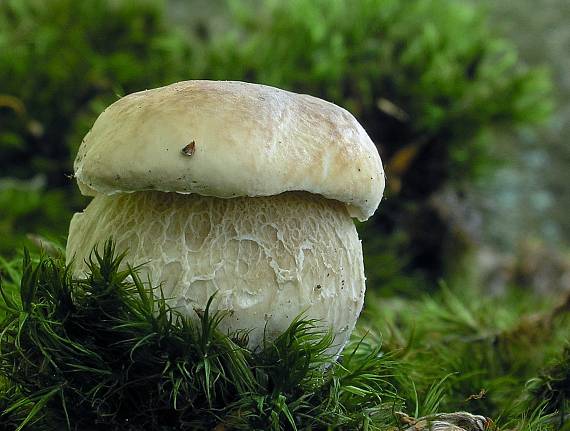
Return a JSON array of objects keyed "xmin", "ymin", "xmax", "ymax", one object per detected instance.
[{"xmin": 66, "ymin": 80, "xmax": 385, "ymax": 352}]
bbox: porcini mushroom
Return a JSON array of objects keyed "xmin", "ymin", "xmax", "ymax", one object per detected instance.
[{"xmin": 66, "ymin": 80, "xmax": 385, "ymax": 352}]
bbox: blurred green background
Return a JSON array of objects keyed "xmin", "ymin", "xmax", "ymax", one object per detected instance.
[{"xmin": 0, "ymin": 0, "xmax": 568, "ymax": 297}]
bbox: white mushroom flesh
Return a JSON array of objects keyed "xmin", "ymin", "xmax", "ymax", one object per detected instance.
[{"xmin": 66, "ymin": 191, "xmax": 365, "ymax": 353}]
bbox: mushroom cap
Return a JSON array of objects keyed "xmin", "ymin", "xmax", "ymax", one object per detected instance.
[{"xmin": 74, "ymin": 80, "xmax": 384, "ymax": 221}]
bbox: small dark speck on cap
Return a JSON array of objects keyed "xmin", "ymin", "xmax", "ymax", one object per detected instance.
[{"xmin": 182, "ymin": 141, "xmax": 196, "ymax": 156}]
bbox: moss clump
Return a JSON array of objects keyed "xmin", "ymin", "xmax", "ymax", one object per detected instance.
[
  {"xmin": 0, "ymin": 241, "xmax": 401, "ymax": 430},
  {"xmin": 0, "ymin": 241, "xmax": 568, "ymax": 430}
]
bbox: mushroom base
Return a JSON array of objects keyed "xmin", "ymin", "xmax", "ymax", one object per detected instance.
[{"xmin": 66, "ymin": 191, "xmax": 366, "ymax": 352}]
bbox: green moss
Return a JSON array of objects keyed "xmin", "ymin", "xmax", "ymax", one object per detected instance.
[
  {"xmin": 0, "ymin": 0, "xmax": 554, "ymax": 283},
  {"xmin": 0, "ymin": 242, "xmax": 568, "ymax": 430},
  {"xmin": 0, "ymin": 242, "xmax": 403, "ymax": 430}
]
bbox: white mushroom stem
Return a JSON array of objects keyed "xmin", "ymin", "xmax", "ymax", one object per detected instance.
[{"xmin": 66, "ymin": 191, "xmax": 365, "ymax": 353}]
